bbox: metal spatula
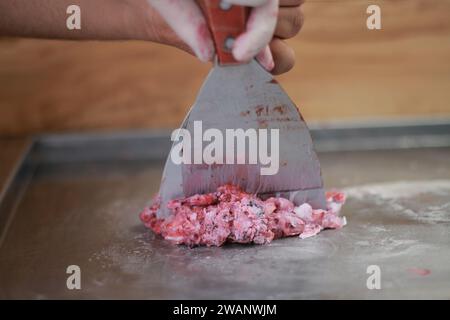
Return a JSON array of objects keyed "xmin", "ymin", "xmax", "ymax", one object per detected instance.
[{"xmin": 157, "ymin": 0, "xmax": 325, "ymax": 217}]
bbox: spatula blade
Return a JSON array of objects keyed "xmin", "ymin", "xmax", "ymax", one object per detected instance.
[{"xmin": 158, "ymin": 60, "xmax": 325, "ymax": 217}]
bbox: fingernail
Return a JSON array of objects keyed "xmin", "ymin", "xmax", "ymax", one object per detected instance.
[
  {"xmin": 256, "ymin": 46, "xmax": 274, "ymax": 71},
  {"xmin": 194, "ymin": 41, "xmax": 214, "ymax": 62},
  {"xmin": 232, "ymin": 36, "xmax": 252, "ymax": 62},
  {"xmin": 194, "ymin": 23, "xmax": 215, "ymax": 62}
]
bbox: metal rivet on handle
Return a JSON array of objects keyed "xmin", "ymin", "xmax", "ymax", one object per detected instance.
[
  {"xmin": 224, "ymin": 37, "xmax": 235, "ymax": 51},
  {"xmin": 219, "ymin": 0, "xmax": 232, "ymax": 10}
]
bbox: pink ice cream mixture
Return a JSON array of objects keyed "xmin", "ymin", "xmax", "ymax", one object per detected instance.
[{"xmin": 140, "ymin": 185, "xmax": 347, "ymax": 247}]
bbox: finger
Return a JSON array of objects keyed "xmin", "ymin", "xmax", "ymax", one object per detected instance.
[
  {"xmin": 256, "ymin": 45, "xmax": 275, "ymax": 71},
  {"xmin": 147, "ymin": 0, "xmax": 214, "ymax": 62},
  {"xmin": 269, "ymin": 38, "xmax": 295, "ymax": 75},
  {"xmin": 225, "ymin": 0, "xmax": 269, "ymax": 6},
  {"xmin": 231, "ymin": 0, "xmax": 279, "ymax": 62},
  {"xmin": 274, "ymin": 6, "xmax": 304, "ymax": 39}
]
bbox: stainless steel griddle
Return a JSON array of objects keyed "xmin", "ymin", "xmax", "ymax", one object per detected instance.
[{"xmin": 0, "ymin": 120, "xmax": 449, "ymax": 299}]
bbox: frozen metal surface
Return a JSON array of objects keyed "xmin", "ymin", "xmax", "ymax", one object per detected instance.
[{"xmin": 0, "ymin": 132, "xmax": 449, "ymax": 299}]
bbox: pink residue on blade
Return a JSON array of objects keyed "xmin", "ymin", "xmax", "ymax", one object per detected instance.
[
  {"xmin": 408, "ymin": 268, "xmax": 431, "ymax": 276},
  {"xmin": 140, "ymin": 184, "xmax": 347, "ymax": 247}
]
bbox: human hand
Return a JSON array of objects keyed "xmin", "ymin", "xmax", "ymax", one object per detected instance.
[
  {"xmin": 0, "ymin": 0, "xmax": 304, "ymax": 74},
  {"xmin": 147, "ymin": 0, "xmax": 305, "ymax": 75}
]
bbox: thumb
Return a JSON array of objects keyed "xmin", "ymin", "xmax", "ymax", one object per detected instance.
[{"xmin": 147, "ymin": 0, "xmax": 215, "ymax": 62}]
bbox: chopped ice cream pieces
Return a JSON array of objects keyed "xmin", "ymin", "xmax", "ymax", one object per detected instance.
[{"xmin": 140, "ymin": 185, "xmax": 347, "ymax": 247}]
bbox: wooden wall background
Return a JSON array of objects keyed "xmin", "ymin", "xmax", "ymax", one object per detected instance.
[{"xmin": 0, "ymin": 0, "xmax": 450, "ymax": 137}]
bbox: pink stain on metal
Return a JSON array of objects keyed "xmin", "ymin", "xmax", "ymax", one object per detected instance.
[{"xmin": 408, "ymin": 268, "xmax": 431, "ymax": 276}]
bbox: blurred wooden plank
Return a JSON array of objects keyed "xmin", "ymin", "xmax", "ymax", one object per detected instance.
[
  {"xmin": 281, "ymin": 0, "xmax": 450, "ymax": 120},
  {"xmin": 0, "ymin": 39, "xmax": 210, "ymax": 135},
  {"xmin": 0, "ymin": 0, "xmax": 449, "ymax": 136}
]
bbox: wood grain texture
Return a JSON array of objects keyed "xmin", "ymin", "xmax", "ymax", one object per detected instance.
[{"xmin": 0, "ymin": 0, "xmax": 449, "ymax": 136}]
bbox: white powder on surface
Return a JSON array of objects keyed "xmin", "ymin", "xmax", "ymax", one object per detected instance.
[
  {"xmin": 344, "ymin": 180, "xmax": 450, "ymax": 224},
  {"xmin": 344, "ymin": 180, "xmax": 450, "ymax": 200}
]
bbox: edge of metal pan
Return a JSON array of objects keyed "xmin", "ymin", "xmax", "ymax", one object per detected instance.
[
  {"xmin": 28, "ymin": 117, "xmax": 450, "ymax": 165},
  {"xmin": 0, "ymin": 118, "xmax": 449, "ymax": 246}
]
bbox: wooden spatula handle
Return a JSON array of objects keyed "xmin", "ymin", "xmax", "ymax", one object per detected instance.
[{"xmin": 200, "ymin": 0, "xmax": 248, "ymax": 65}]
